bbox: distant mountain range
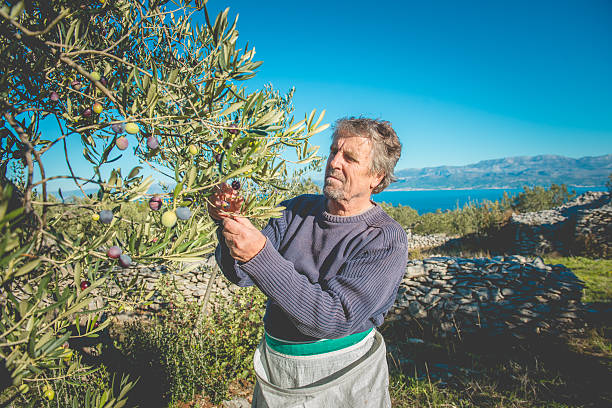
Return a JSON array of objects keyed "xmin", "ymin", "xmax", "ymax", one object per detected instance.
[
  {"xmin": 389, "ymin": 154, "xmax": 612, "ymax": 190},
  {"xmin": 53, "ymin": 154, "xmax": 611, "ymax": 198}
]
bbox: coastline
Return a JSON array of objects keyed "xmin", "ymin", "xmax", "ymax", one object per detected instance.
[{"xmin": 383, "ymin": 185, "xmax": 605, "ymax": 192}]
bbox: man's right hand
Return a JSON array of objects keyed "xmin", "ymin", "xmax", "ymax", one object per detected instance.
[{"xmin": 207, "ymin": 182, "xmax": 244, "ymax": 221}]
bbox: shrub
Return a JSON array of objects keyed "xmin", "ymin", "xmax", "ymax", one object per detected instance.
[
  {"xmin": 382, "ymin": 184, "xmax": 577, "ymax": 238},
  {"xmin": 511, "ymin": 184, "xmax": 575, "ymax": 213},
  {"xmin": 116, "ymin": 286, "xmax": 266, "ymax": 405}
]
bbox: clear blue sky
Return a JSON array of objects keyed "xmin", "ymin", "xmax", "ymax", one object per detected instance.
[
  {"xmin": 36, "ymin": 0, "xmax": 612, "ymax": 190},
  {"xmin": 203, "ymin": 0, "xmax": 612, "ymax": 171}
]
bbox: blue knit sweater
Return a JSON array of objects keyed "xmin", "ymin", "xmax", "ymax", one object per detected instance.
[{"xmin": 215, "ymin": 194, "xmax": 408, "ymax": 342}]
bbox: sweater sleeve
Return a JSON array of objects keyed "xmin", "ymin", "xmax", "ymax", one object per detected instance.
[
  {"xmin": 238, "ymin": 225, "xmax": 408, "ymax": 339},
  {"xmin": 214, "ymin": 207, "xmax": 288, "ymax": 287}
]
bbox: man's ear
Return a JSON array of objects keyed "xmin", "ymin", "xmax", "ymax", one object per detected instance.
[{"xmin": 370, "ymin": 172, "xmax": 384, "ymax": 190}]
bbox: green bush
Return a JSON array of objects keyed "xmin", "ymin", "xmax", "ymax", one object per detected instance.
[
  {"xmin": 381, "ymin": 198, "xmax": 511, "ymax": 237},
  {"xmin": 116, "ymin": 286, "xmax": 266, "ymax": 405},
  {"xmin": 511, "ymin": 184, "xmax": 575, "ymax": 213},
  {"xmin": 382, "ymin": 184, "xmax": 578, "ymax": 237}
]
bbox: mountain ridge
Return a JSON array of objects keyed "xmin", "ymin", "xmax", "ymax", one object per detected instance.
[{"xmin": 390, "ymin": 154, "xmax": 611, "ymax": 190}]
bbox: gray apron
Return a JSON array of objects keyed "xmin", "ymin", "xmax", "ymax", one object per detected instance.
[{"xmin": 251, "ymin": 330, "xmax": 391, "ymax": 408}]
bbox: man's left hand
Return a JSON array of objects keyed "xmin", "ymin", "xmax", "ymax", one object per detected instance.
[{"xmin": 221, "ymin": 216, "xmax": 267, "ymax": 263}]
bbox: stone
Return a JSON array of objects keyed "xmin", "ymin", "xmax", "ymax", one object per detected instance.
[
  {"xmin": 405, "ymin": 264, "xmax": 426, "ymax": 278},
  {"xmin": 408, "ymin": 301, "xmax": 427, "ymax": 318},
  {"xmin": 223, "ymin": 398, "xmax": 251, "ymax": 408}
]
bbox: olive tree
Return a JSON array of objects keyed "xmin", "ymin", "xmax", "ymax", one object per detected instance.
[{"xmin": 0, "ymin": 0, "xmax": 325, "ymax": 405}]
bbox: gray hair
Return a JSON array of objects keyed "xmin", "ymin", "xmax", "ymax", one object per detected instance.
[{"xmin": 332, "ymin": 117, "xmax": 402, "ymax": 194}]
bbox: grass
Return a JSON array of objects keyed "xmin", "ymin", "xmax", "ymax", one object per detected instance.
[
  {"xmin": 543, "ymin": 256, "xmax": 612, "ymax": 303},
  {"xmin": 385, "ymin": 322, "xmax": 612, "ymax": 407}
]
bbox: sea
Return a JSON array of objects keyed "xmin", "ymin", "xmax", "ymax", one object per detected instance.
[{"xmin": 372, "ymin": 187, "xmax": 607, "ymax": 215}]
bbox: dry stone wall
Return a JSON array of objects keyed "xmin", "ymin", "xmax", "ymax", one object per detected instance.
[
  {"xmin": 102, "ymin": 254, "xmax": 587, "ymax": 340},
  {"xmin": 506, "ymin": 191, "xmax": 610, "ymax": 256},
  {"xmin": 5, "ymin": 241, "xmax": 591, "ymax": 340},
  {"xmin": 574, "ymin": 203, "xmax": 612, "ymax": 257},
  {"xmin": 388, "ymin": 256, "xmax": 585, "ymax": 339},
  {"xmin": 406, "ymin": 230, "xmax": 454, "ymax": 251}
]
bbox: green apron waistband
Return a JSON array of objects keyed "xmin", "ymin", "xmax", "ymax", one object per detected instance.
[{"xmin": 264, "ymin": 328, "xmax": 374, "ymax": 356}]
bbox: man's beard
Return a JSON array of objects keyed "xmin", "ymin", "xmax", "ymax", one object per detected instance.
[{"xmin": 323, "ymin": 172, "xmax": 345, "ymax": 201}]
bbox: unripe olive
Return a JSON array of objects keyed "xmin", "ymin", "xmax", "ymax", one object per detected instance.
[
  {"xmin": 90, "ymin": 71, "xmax": 101, "ymax": 81},
  {"xmin": 43, "ymin": 385, "xmax": 55, "ymax": 401},
  {"xmin": 62, "ymin": 348, "xmax": 73, "ymax": 362},
  {"xmin": 125, "ymin": 122, "xmax": 139, "ymax": 134},
  {"xmin": 188, "ymin": 144, "xmax": 198, "ymax": 155},
  {"xmin": 92, "ymin": 102, "xmax": 103, "ymax": 114},
  {"xmin": 161, "ymin": 211, "xmax": 177, "ymax": 228}
]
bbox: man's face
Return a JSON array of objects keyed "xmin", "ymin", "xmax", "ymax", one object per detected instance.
[{"xmin": 323, "ymin": 135, "xmax": 381, "ymax": 202}]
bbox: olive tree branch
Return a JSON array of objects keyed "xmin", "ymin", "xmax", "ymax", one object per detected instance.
[{"xmin": 0, "ymin": 7, "xmax": 71, "ymax": 37}]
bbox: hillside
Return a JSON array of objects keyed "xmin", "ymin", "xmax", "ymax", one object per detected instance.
[{"xmin": 391, "ymin": 154, "xmax": 612, "ymax": 190}]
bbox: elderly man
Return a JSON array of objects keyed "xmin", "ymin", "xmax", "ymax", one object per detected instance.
[{"xmin": 209, "ymin": 117, "xmax": 407, "ymax": 407}]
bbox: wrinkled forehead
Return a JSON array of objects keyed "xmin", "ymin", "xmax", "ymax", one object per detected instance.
[
  {"xmin": 333, "ymin": 126, "xmax": 372, "ymax": 141},
  {"xmin": 331, "ymin": 133, "xmax": 373, "ymax": 149}
]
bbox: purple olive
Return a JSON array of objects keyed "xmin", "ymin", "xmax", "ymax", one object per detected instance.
[
  {"xmin": 100, "ymin": 76, "xmax": 108, "ymax": 86},
  {"xmin": 50, "ymin": 91, "xmax": 59, "ymax": 102},
  {"xmin": 118, "ymin": 254, "xmax": 132, "ymax": 268},
  {"xmin": 111, "ymin": 123, "xmax": 125, "ymax": 133},
  {"xmin": 176, "ymin": 206, "xmax": 192, "ymax": 220},
  {"xmin": 214, "ymin": 153, "xmax": 222, "ymax": 163},
  {"xmin": 99, "ymin": 210, "xmax": 113, "ymax": 224},
  {"xmin": 107, "ymin": 246, "xmax": 122, "ymax": 259},
  {"xmin": 228, "ymin": 124, "xmax": 239, "ymax": 135},
  {"xmin": 80, "ymin": 280, "xmax": 91, "ymax": 290},
  {"xmin": 231, "ymin": 180, "xmax": 241, "ymax": 191},
  {"xmin": 147, "ymin": 136, "xmax": 159, "ymax": 150},
  {"xmin": 115, "ymin": 136, "xmax": 129, "ymax": 150},
  {"xmin": 82, "ymin": 108, "xmax": 92, "ymax": 118},
  {"xmin": 149, "ymin": 195, "xmax": 163, "ymax": 211}
]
